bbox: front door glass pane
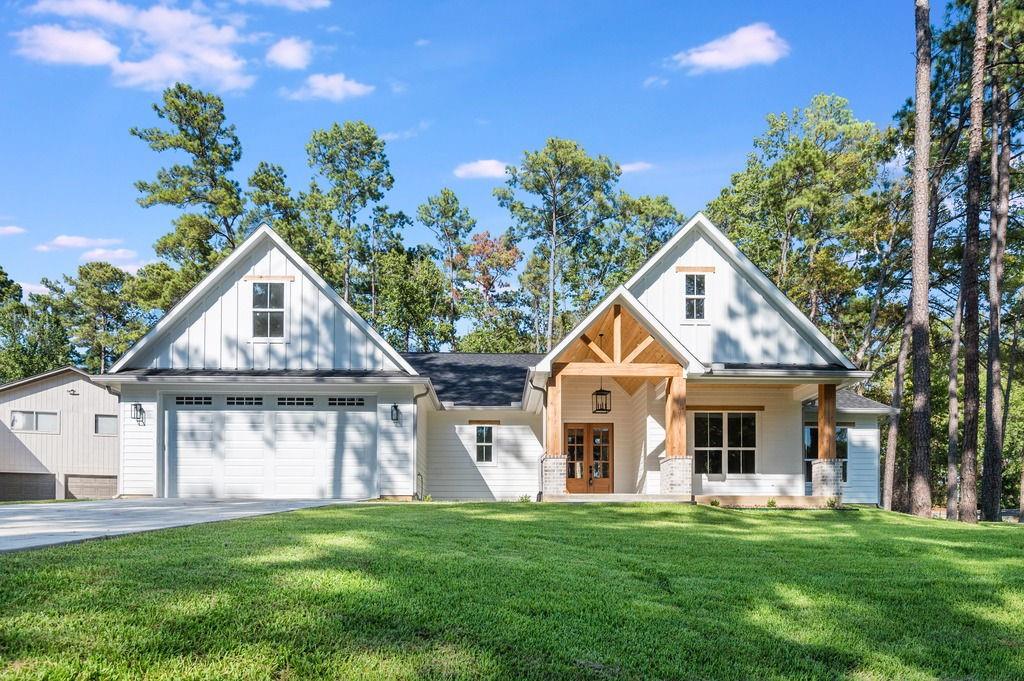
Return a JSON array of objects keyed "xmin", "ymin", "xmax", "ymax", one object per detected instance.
[
  {"xmin": 566, "ymin": 427, "xmax": 585, "ymax": 479},
  {"xmin": 591, "ymin": 427, "xmax": 611, "ymax": 479}
]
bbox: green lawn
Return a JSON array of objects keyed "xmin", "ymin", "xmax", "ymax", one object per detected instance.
[{"xmin": 1, "ymin": 504, "xmax": 1022, "ymax": 680}]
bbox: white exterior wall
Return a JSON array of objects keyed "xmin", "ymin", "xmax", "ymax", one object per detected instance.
[
  {"xmin": 801, "ymin": 411, "xmax": 880, "ymax": 504},
  {"xmin": 376, "ymin": 385, "xmax": 416, "ymax": 497},
  {"xmin": 119, "ymin": 384, "xmax": 159, "ymax": 496},
  {"xmin": 425, "ymin": 408, "xmax": 543, "ymax": 500},
  {"xmin": 0, "ymin": 372, "xmax": 119, "ymax": 498},
  {"xmin": 685, "ymin": 385, "xmax": 805, "ymax": 496},
  {"xmin": 129, "ymin": 239, "xmax": 397, "ymax": 371},
  {"xmin": 628, "ymin": 228, "xmax": 830, "ymax": 366}
]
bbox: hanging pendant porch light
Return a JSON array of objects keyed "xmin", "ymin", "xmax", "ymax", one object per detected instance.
[{"xmin": 592, "ymin": 376, "xmax": 611, "ymax": 414}]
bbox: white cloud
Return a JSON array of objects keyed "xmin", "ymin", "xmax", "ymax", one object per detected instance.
[
  {"xmin": 13, "ymin": 24, "xmax": 120, "ymax": 65},
  {"xmin": 81, "ymin": 247, "xmax": 137, "ymax": 262},
  {"xmin": 453, "ymin": 159, "xmax": 508, "ymax": 179},
  {"xmin": 17, "ymin": 282, "xmax": 48, "ymax": 298},
  {"xmin": 669, "ymin": 22, "xmax": 789, "ymax": 74},
  {"xmin": 241, "ymin": 0, "xmax": 330, "ymax": 10},
  {"xmin": 620, "ymin": 161, "xmax": 654, "ymax": 174},
  {"xmin": 19, "ymin": 0, "xmax": 255, "ymax": 91},
  {"xmin": 0, "ymin": 225, "xmax": 27, "ymax": 236},
  {"xmin": 381, "ymin": 120, "xmax": 431, "ymax": 142},
  {"xmin": 34, "ymin": 235, "xmax": 122, "ymax": 252},
  {"xmin": 266, "ymin": 37, "xmax": 312, "ymax": 70},
  {"xmin": 642, "ymin": 75, "xmax": 668, "ymax": 89},
  {"xmin": 282, "ymin": 72, "xmax": 374, "ymax": 101},
  {"xmin": 414, "ymin": 38, "xmax": 430, "ymax": 47}
]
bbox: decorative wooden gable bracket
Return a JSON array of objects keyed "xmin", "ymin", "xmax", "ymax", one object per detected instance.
[{"xmin": 579, "ymin": 333, "xmax": 613, "ymax": 364}]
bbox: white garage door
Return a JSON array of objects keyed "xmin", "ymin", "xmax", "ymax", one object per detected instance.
[{"xmin": 168, "ymin": 395, "xmax": 377, "ymax": 499}]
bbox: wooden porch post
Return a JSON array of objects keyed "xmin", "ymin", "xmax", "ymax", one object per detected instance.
[
  {"xmin": 664, "ymin": 376, "xmax": 687, "ymax": 457},
  {"xmin": 817, "ymin": 383, "xmax": 837, "ymax": 459},
  {"xmin": 546, "ymin": 374, "xmax": 562, "ymax": 456}
]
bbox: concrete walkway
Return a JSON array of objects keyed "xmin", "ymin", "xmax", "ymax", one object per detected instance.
[{"xmin": 0, "ymin": 498, "xmax": 348, "ymax": 552}]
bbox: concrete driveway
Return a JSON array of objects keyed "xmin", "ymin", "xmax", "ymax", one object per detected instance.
[{"xmin": 0, "ymin": 498, "xmax": 347, "ymax": 552}]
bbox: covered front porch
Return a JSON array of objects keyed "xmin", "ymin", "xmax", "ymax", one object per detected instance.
[{"xmin": 535, "ymin": 293, "xmax": 846, "ymax": 504}]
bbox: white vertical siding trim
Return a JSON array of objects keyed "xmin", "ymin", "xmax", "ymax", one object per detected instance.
[{"xmin": 118, "ymin": 385, "xmax": 158, "ymax": 496}]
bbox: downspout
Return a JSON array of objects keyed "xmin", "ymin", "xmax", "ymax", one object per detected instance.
[
  {"xmin": 526, "ymin": 376, "xmax": 550, "ymax": 497},
  {"xmin": 411, "ymin": 386, "xmax": 431, "ymax": 500}
]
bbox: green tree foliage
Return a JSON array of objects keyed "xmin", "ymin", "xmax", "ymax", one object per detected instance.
[
  {"xmin": 496, "ymin": 139, "xmax": 618, "ymax": 351},
  {"xmin": 0, "ymin": 268, "xmax": 76, "ymax": 381},
  {"xmin": 44, "ymin": 263, "xmax": 149, "ymax": 373},
  {"xmin": 305, "ymin": 121, "xmax": 394, "ymax": 304},
  {"xmin": 131, "ymin": 83, "xmax": 247, "ymax": 309},
  {"xmin": 418, "ymin": 188, "xmax": 476, "ymax": 345},
  {"xmin": 374, "ymin": 247, "xmax": 450, "ymax": 352}
]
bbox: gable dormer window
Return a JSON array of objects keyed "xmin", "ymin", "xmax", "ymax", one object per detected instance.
[
  {"xmin": 252, "ymin": 282, "xmax": 285, "ymax": 338},
  {"xmin": 684, "ymin": 274, "xmax": 705, "ymax": 320}
]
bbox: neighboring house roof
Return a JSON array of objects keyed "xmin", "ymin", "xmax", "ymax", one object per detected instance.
[
  {"xmin": 109, "ymin": 224, "xmax": 416, "ymax": 376},
  {"xmin": 0, "ymin": 366, "xmax": 92, "ymax": 393},
  {"xmin": 402, "ymin": 353, "xmax": 543, "ymax": 407},
  {"xmin": 109, "ymin": 368, "xmax": 412, "ymax": 379},
  {"xmin": 625, "ymin": 213, "xmax": 857, "ymax": 370},
  {"xmin": 803, "ymin": 390, "xmax": 898, "ymax": 416}
]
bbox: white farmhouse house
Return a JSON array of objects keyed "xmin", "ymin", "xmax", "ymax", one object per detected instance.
[{"xmin": 94, "ymin": 215, "xmax": 895, "ymax": 504}]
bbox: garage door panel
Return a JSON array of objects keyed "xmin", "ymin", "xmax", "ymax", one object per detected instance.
[{"xmin": 169, "ymin": 398, "xmax": 377, "ymax": 499}]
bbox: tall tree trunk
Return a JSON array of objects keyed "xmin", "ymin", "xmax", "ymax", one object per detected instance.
[
  {"xmin": 547, "ymin": 213, "xmax": 557, "ymax": 352},
  {"xmin": 983, "ymin": 60, "xmax": 1010, "ymax": 522},
  {"xmin": 883, "ymin": 307, "xmax": 913, "ymax": 510},
  {"xmin": 947, "ymin": 281, "xmax": 965, "ymax": 520},
  {"xmin": 909, "ymin": 0, "xmax": 934, "ymax": 517},
  {"xmin": 959, "ymin": 0, "xmax": 990, "ymax": 523}
]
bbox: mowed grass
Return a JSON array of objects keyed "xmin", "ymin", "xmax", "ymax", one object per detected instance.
[{"xmin": 1, "ymin": 504, "xmax": 1022, "ymax": 680}]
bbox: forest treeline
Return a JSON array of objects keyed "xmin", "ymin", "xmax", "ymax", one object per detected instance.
[{"xmin": 0, "ymin": 0, "xmax": 1020, "ymax": 518}]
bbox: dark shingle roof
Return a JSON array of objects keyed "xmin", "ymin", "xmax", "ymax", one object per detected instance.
[
  {"xmin": 720, "ymin": 362, "xmax": 850, "ymax": 371},
  {"xmin": 402, "ymin": 353, "xmax": 542, "ymax": 407},
  {"xmin": 804, "ymin": 389, "xmax": 897, "ymax": 414}
]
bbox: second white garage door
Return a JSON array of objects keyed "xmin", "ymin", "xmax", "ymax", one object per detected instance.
[{"xmin": 168, "ymin": 395, "xmax": 377, "ymax": 499}]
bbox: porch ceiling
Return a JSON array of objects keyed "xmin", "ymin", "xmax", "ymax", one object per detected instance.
[{"xmin": 553, "ymin": 303, "xmax": 680, "ymax": 395}]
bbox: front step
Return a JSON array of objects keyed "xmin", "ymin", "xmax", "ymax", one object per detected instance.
[{"xmin": 542, "ymin": 493, "xmax": 694, "ymax": 503}]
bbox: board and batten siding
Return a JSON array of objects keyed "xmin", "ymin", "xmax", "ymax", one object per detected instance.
[
  {"xmin": 0, "ymin": 371, "xmax": 119, "ymax": 499},
  {"xmin": 425, "ymin": 409, "xmax": 543, "ymax": 500},
  {"xmin": 628, "ymin": 227, "xmax": 830, "ymax": 366},
  {"xmin": 129, "ymin": 239, "xmax": 397, "ymax": 372}
]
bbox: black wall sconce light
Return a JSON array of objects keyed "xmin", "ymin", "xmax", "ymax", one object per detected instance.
[
  {"xmin": 131, "ymin": 403, "xmax": 146, "ymax": 426},
  {"xmin": 390, "ymin": 403, "xmax": 401, "ymax": 423}
]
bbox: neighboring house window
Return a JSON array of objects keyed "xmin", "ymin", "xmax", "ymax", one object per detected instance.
[
  {"xmin": 11, "ymin": 410, "xmax": 59, "ymax": 434},
  {"xmin": 727, "ymin": 412, "xmax": 756, "ymax": 474},
  {"xmin": 252, "ymin": 282, "xmax": 285, "ymax": 338},
  {"xmin": 475, "ymin": 425, "xmax": 494, "ymax": 463},
  {"xmin": 803, "ymin": 424, "xmax": 849, "ymax": 483},
  {"xmin": 694, "ymin": 412, "xmax": 723, "ymax": 474},
  {"xmin": 94, "ymin": 414, "xmax": 118, "ymax": 436},
  {"xmin": 684, "ymin": 274, "xmax": 705, "ymax": 320}
]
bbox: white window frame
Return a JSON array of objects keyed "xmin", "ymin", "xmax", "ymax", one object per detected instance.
[
  {"xmin": 10, "ymin": 410, "xmax": 60, "ymax": 434},
  {"xmin": 684, "ymin": 273, "xmax": 706, "ymax": 321},
  {"xmin": 94, "ymin": 414, "xmax": 118, "ymax": 437},
  {"xmin": 474, "ymin": 424, "xmax": 496, "ymax": 466},
  {"xmin": 251, "ymin": 281, "xmax": 287, "ymax": 342},
  {"xmin": 692, "ymin": 410, "xmax": 758, "ymax": 478}
]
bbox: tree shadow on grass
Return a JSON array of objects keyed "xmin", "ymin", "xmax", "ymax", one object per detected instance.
[{"xmin": 1, "ymin": 503, "xmax": 1022, "ymax": 679}]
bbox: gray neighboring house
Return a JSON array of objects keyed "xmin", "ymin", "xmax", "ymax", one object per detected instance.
[{"xmin": 0, "ymin": 367, "xmax": 120, "ymax": 501}]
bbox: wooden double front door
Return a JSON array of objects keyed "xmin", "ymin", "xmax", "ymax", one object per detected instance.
[{"xmin": 564, "ymin": 423, "xmax": 614, "ymax": 493}]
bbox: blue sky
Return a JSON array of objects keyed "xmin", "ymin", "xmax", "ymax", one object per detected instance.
[{"xmin": 0, "ymin": 0, "xmax": 945, "ymax": 296}]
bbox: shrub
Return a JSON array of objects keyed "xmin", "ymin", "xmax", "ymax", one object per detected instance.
[
  {"xmin": 518, "ymin": 495, "xmax": 532, "ymax": 503},
  {"xmin": 709, "ymin": 498, "xmax": 720, "ymax": 507},
  {"xmin": 422, "ymin": 494, "xmax": 433, "ymax": 503},
  {"xmin": 826, "ymin": 496, "xmax": 840, "ymax": 509},
  {"xmin": 766, "ymin": 498, "xmax": 777, "ymax": 509}
]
